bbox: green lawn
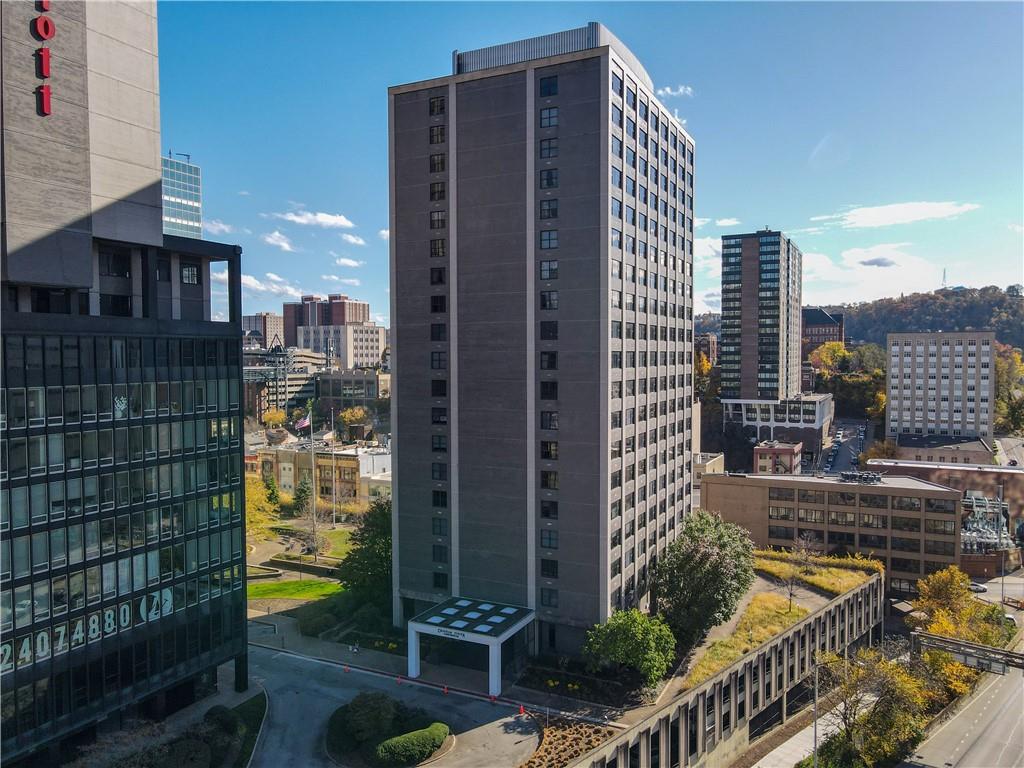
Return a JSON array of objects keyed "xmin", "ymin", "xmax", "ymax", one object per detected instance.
[
  {"xmin": 247, "ymin": 579, "xmax": 343, "ymax": 601},
  {"xmin": 325, "ymin": 528, "xmax": 352, "ymax": 557},
  {"xmin": 232, "ymin": 692, "xmax": 268, "ymax": 768}
]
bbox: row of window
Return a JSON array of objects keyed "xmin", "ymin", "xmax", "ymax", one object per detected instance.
[{"xmin": 3, "ymin": 335, "xmax": 240, "ymax": 375}]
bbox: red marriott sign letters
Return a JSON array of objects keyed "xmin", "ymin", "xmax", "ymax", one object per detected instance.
[{"xmin": 34, "ymin": 0, "xmax": 55, "ymax": 115}]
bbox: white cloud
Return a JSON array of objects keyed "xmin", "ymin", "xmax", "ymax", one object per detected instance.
[
  {"xmin": 373, "ymin": 313, "xmax": 389, "ymax": 325},
  {"xmin": 693, "ymin": 237, "xmax": 722, "ymax": 279},
  {"xmin": 694, "ymin": 218, "xmax": 710, "ymax": 229},
  {"xmin": 341, "ymin": 233, "xmax": 366, "ymax": 246},
  {"xmin": 321, "ymin": 275, "xmax": 361, "ymax": 286},
  {"xmin": 802, "ymin": 243, "xmax": 943, "ymax": 305},
  {"xmin": 1010, "ymin": 223, "xmax": 1024, "ymax": 234},
  {"xmin": 261, "ymin": 230, "xmax": 294, "ymax": 252},
  {"xmin": 715, "ymin": 218, "xmax": 741, "ymax": 227},
  {"xmin": 237, "ymin": 190, "xmax": 250, "ymax": 196},
  {"xmin": 811, "ymin": 202, "xmax": 981, "ymax": 229},
  {"xmin": 656, "ymin": 84, "xmax": 695, "ymax": 98},
  {"xmin": 272, "ymin": 210, "xmax": 355, "ymax": 229},
  {"xmin": 204, "ymin": 219, "xmax": 233, "ymax": 235},
  {"xmin": 265, "ymin": 272, "xmax": 286, "ymax": 283},
  {"xmin": 695, "ymin": 289, "xmax": 721, "ymax": 314},
  {"xmin": 212, "ymin": 269, "xmax": 304, "ymax": 299},
  {"xmin": 334, "ymin": 256, "xmax": 364, "ymax": 268},
  {"xmin": 378, "ymin": 229, "xmax": 390, "ymax": 240}
]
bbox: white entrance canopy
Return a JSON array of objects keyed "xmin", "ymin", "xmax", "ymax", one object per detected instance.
[{"xmin": 407, "ymin": 597, "xmax": 535, "ymax": 696}]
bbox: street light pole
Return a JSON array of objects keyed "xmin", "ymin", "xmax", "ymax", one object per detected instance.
[
  {"xmin": 331, "ymin": 407, "xmax": 337, "ymax": 529},
  {"xmin": 812, "ymin": 660, "xmax": 819, "ymax": 768}
]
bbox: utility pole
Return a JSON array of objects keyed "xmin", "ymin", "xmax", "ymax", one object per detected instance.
[
  {"xmin": 309, "ymin": 398, "xmax": 318, "ymax": 564},
  {"xmin": 331, "ymin": 406, "xmax": 337, "ymax": 529}
]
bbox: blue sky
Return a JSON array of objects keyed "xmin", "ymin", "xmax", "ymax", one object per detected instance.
[{"xmin": 158, "ymin": 1, "xmax": 1024, "ymax": 321}]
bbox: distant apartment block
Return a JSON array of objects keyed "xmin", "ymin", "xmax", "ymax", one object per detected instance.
[
  {"xmin": 317, "ymin": 369, "xmax": 391, "ymax": 412},
  {"xmin": 282, "ymin": 294, "xmax": 370, "ymax": 346},
  {"xmin": 391, "ymin": 23, "xmax": 696, "ymax": 667},
  {"xmin": 297, "ymin": 322, "xmax": 387, "ymax": 369},
  {"xmin": 161, "ymin": 155, "xmax": 203, "ymax": 238},
  {"xmin": 801, "ymin": 307, "xmax": 844, "ymax": 358},
  {"xmin": 696, "ymin": 332, "xmax": 717, "ymax": 365},
  {"xmin": 886, "ymin": 331, "xmax": 994, "ymax": 439},
  {"xmin": 703, "ymin": 471, "xmax": 962, "ymax": 596},
  {"xmin": 242, "ymin": 312, "xmax": 285, "ymax": 349}
]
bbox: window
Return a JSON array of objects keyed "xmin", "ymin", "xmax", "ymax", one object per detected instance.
[
  {"xmin": 540, "ymin": 588, "xmax": 559, "ymax": 607},
  {"xmin": 181, "ymin": 264, "xmax": 200, "ymax": 285},
  {"xmin": 99, "ymin": 249, "xmax": 131, "ymax": 278},
  {"xmin": 429, "ymin": 125, "xmax": 446, "ymax": 144},
  {"xmin": 100, "ymin": 294, "xmax": 131, "ymax": 317},
  {"xmin": 540, "ymin": 260, "xmax": 559, "ymax": 280},
  {"xmin": 539, "ymin": 75, "xmax": 558, "ymax": 97},
  {"xmin": 540, "ymin": 352, "xmax": 558, "ymax": 370},
  {"xmin": 431, "ymin": 379, "xmax": 447, "ymax": 397},
  {"xmin": 540, "ymin": 138, "xmax": 559, "ymax": 158},
  {"xmin": 612, "ymin": 72, "xmax": 623, "ymax": 96},
  {"xmin": 540, "ymin": 169, "xmax": 559, "ymax": 189},
  {"xmin": 540, "ymin": 199, "xmax": 558, "ymax": 219},
  {"xmin": 432, "ymin": 544, "xmax": 448, "ymax": 563},
  {"xmin": 540, "ymin": 381, "xmax": 558, "ymax": 400},
  {"xmin": 433, "ymin": 572, "xmax": 448, "ymax": 589},
  {"xmin": 430, "ymin": 323, "xmax": 447, "ymax": 341},
  {"xmin": 431, "ymin": 463, "xmax": 448, "ymax": 481},
  {"xmin": 431, "ymin": 407, "xmax": 448, "ymax": 425},
  {"xmin": 430, "ymin": 211, "xmax": 447, "ymax": 229},
  {"xmin": 156, "ymin": 259, "xmax": 170, "ymax": 282},
  {"xmin": 541, "ymin": 471, "xmax": 559, "ymax": 490},
  {"xmin": 430, "ymin": 239, "xmax": 446, "ymax": 258},
  {"xmin": 540, "ymin": 411, "xmax": 559, "ymax": 429},
  {"xmin": 430, "ymin": 267, "xmax": 446, "ymax": 285},
  {"xmin": 540, "ymin": 321, "xmax": 558, "ymax": 340},
  {"xmin": 432, "ymin": 517, "xmax": 449, "ymax": 536},
  {"xmin": 541, "ymin": 500, "xmax": 559, "ymax": 518},
  {"xmin": 429, "ymin": 154, "xmax": 446, "ymax": 173},
  {"xmin": 541, "ymin": 559, "xmax": 559, "ymax": 578},
  {"xmin": 430, "ymin": 351, "xmax": 447, "ymax": 369},
  {"xmin": 540, "ymin": 530, "xmax": 559, "ymax": 549},
  {"xmin": 431, "ymin": 435, "xmax": 448, "ymax": 452},
  {"xmin": 768, "ymin": 487, "xmax": 795, "ymax": 502},
  {"xmin": 541, "ymin": 441, "xmax": 559, "ymax": 460},
  {"xmin": 429, "ymin": 182, "xmax": 446, "ymax": 201},
  {"xmin": 430, "ymin": 296, "xmax": 447, "ymax": 313},
  {"xmin": 429, "ymin": 96, "xmax": 445, "ymax": 115},
  {"xmin": 432, "ymin": 490, "xmax": 448, "ymax": 508},
  {"xmin": 540, "ymin": 107, "xmax": 558, "ymax": 127},
  {"xmin": 540, "ymin": 291, "xmax": 559, "ymax": 310}
]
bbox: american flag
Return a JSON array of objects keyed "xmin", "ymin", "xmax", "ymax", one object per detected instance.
[{"xmin": 294, "ymin": 414, "xmax": 311, "ymax": 430}]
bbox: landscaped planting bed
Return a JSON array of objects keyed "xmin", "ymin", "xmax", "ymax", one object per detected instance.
[
  {"xmin": 516, "ymin": 661, "xmax": 649, "ymax": 708},
  {"xmin": 682, "ymin": 592, "xmax": 808, "ymax": 689},
  {"xmin": 519, "ymin": 716, "xmax": 615, "ymax": 768}
]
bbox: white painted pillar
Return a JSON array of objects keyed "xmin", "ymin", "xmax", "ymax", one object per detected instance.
[
  {"xmin": 487, "ymin": 642, "xmax": 501, "ymax": 697},
  {"xmin": 407, "ymin": 625, "xmax": 420, "ymax": 679}
]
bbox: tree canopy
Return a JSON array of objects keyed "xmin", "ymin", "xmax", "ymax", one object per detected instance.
[
  {"xmin": 583, "ymin": 609, "xmax": 676, "ymax": 687},
  {"xmin": 244, "ymin": 476, "xmax": 279, "ymax": 540},
  {"xmin": 652, "ymin": 509, "xmax": 755, "ymax": 649},
  {"xmin": 262, "ymin": 408, "xmax": 286, "ymax": 428},
  {"xmin": 337, "ymin": 497, "xmax": 392, "ymax": 607}
]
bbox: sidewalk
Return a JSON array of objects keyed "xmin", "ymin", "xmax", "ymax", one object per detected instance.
[{"xmin": 750, "ymin": 706, "xmax": 844, "ymax": 768}]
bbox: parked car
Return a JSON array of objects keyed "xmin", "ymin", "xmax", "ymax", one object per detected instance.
[{"xmin": 969, "ymin": 583, "xmax": 988, "ymax": 593}]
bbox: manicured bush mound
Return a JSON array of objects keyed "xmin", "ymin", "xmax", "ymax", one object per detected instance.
[{"xmin": 372, "ymin": 722, "xmax": 449, "ymax": 767}]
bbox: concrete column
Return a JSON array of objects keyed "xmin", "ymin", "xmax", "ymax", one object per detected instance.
[
  {"xmin": 695, "ymin": 691, "xmax": 705, "ymax": 758},
  {"xmin": 487, "ymin": 642, "xmax": 501, "ymax": 697},
  {"xmin": 657, "ymin": 715, "xmax": 670, "ymax": 768},
  {"xmin": 171, "ymin": 253, "xmax": 181, "ymax": 319},
  {"xmin": 639, "ymin": 729, "xmax": 651, "ymax": 768},
  {"xmin": 407, "ymin": 625, "xmax": 420, "ymax": 679},
  {"xmin": 89, "ymin": 241, "xmax": 100, "ymax": 315},
  {"xmin": 615, "ymin": 742, "xmax": 629, "ymax": 768},
  {"xmin": 131, "ymin": 247, "xmax": 144, "ymax": 318},
  {"xmin": 234, "ymin": 651, "xmax": 249, "ymax": 693}
]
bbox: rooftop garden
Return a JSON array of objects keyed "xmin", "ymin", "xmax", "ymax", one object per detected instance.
[{"xmin": 754, "ymin": 549, "xmax": 880, "ymax": 595}]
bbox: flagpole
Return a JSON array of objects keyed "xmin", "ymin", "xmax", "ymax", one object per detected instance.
[
  {"xmin": 309, "ymin": 398, "xmax": 317, "ymax": 564},
  {"xmin": 331, "ymin": 407, "xmax": 337, "ymax": 529}
]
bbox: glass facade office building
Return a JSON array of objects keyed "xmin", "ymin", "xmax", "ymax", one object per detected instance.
[{"xmin": 162, "ymin": 157, "xmax": 203, "ymax": 239}]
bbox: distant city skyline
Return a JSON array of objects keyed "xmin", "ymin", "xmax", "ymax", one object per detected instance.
[{"xmin": 157, "ymin": 2, "xmax": 1024, "ymax": 321}]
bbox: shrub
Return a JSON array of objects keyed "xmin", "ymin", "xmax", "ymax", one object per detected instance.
[
  {"xmin": 204, "ymin": 704, "xmax": 243, "ymax": 736},
  {"xmin": 352, "ymin": 603, "xmax": 386, "ymax": 634},
  {"xmin": 346, "ymin": 692, "xmax": 397, "ymax": 744},
  {"xmin": 583, "ymin": 609, "xmax": 676, "ymax": 687},
  {"xmin": 299, "ymin": 613, "xmax": 337, "ymax": 637},
  {"xmin": 326, "ymin": 705, "xmax": 357, "ymax": 759},
  {"xmin": 373, "ymin": 722, "xmax": 449, "ymax": 767}
]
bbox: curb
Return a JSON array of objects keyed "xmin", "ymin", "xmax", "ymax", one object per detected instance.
[
  {"xmin": 248, "ymin": 640, "xmax": 627, "ymax": 729},
  {"xmin": 244, "ymin": 686, "xmax": 271, "ymax": 768},
  {"xmin": 417, "ymin": 733, "xmax": 457, "ymax": 766}
]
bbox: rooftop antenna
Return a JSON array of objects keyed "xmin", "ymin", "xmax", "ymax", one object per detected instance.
[
  {"xmin": 173, "ymin": 152, "xmax": 192, "ymax": 164},
  {"xmin": 942, "ymin": 268, "xmax": 947, "ymax": 288}
]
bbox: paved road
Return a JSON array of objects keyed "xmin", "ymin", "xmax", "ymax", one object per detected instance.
[
  {"xmin": 248, "ymin": 644, "xmax": 539, "ymax": 768},
  {"xmin": 819, "ymin": 418, "xmax": 872, "ymax": 473},
  {"xmin": 898, "ymin": 656, "xmax": 1023, "ymax": 768}
]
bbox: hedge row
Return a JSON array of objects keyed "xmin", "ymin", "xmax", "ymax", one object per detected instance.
[{"xmin": 373, "ymin": 722, "xmax": 449, "ymax": 767}]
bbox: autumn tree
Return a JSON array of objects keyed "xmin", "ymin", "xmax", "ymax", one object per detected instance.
[
  {"xmin": 849, "ymin": 343, "xmax": 886, "ymax": 374},
  {"xmin": 809, "ymin": 342, "xmax": 851, "ymax": 376},
  {"xmin": 262, "ymin": 408, "xmax": 286, "ymax": 428},
  {"xmin": 865, "ymin": 390, "xmax": 887, "ymax": 421},
  {"xmin": 245, "ymin": 476, "xmax": 279, "ymax": 540},
  {"xmin": 340, "ymin": 406, "xmax": 369, "ymax": 425}
]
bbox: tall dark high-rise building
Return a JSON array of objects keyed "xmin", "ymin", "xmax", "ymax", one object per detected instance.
[
  {"xmin": 390, "ymin": 23, "xmax": 696, "ymax": 682},
  {"xmin": 719, "ymin": 229, "xmax": 802, "ymax": 401},
  {"xmin": 1, "ymin": 1, "xmax": 246, "ymax": 760}
]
